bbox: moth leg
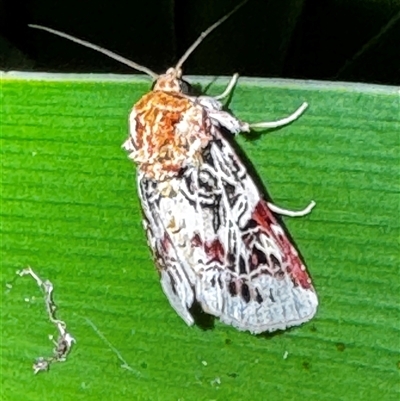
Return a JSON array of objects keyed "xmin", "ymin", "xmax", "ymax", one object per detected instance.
[
  {"xmin": 197, "ymin": 97, "xmax": 308, "ymax": 135},
  {"xmin": 248, "ymin": 102, "xmax": 308, "ymax": 129},
  {"xmin": 267, "ymin": 200, "xmax": 316, "ymax": 217},
  {"xmin": 213, "ymin": 73, "xmax": 239, "ymax": 100}
]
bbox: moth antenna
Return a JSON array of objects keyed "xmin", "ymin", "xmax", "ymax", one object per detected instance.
[
  {"xmin": 28, "ymin": 24, "xmax": 159, "ymax": 80},
  {"xmin": 175, "ymin": 0, "xmax": 249, "ymax": 70}
]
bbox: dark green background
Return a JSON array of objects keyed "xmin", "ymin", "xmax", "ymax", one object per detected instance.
[{"xmin": 1, "ymin": 0, "xmax": 400, "ymax": 84}]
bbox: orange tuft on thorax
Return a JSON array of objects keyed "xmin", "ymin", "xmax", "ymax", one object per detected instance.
[{"xmin": 128, "ymin": 90, "xmax": 213, "ymax": 181}]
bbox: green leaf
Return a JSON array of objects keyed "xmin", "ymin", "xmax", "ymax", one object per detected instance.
[{"xmin": 1, "ymin": 72, "xmax": 399, "ymax": 401}]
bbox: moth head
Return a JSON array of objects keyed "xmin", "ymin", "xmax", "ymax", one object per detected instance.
[{"xmin": 152, "ymin": 67, "xmax": 183, "ymax": 93}]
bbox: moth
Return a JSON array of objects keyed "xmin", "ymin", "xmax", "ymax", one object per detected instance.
[{"xmin": 30, "ymin": 1, "xmax": 318, "ymax": 334}]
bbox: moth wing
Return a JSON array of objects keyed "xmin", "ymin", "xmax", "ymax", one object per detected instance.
[
  {"xmin": 196, "ymin": 236, "xmax": 318, "ymax": 334},
  {"xmin": 160, "ymin": 268, "xmax": 195, "ymax": 327},
  {"xmin": 191, "ymin": 134, "xmax": 318, "ymax": 333},
  {"xmin": 138, "ymin": 176, "xmax": 196, "ymax": 327}
]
